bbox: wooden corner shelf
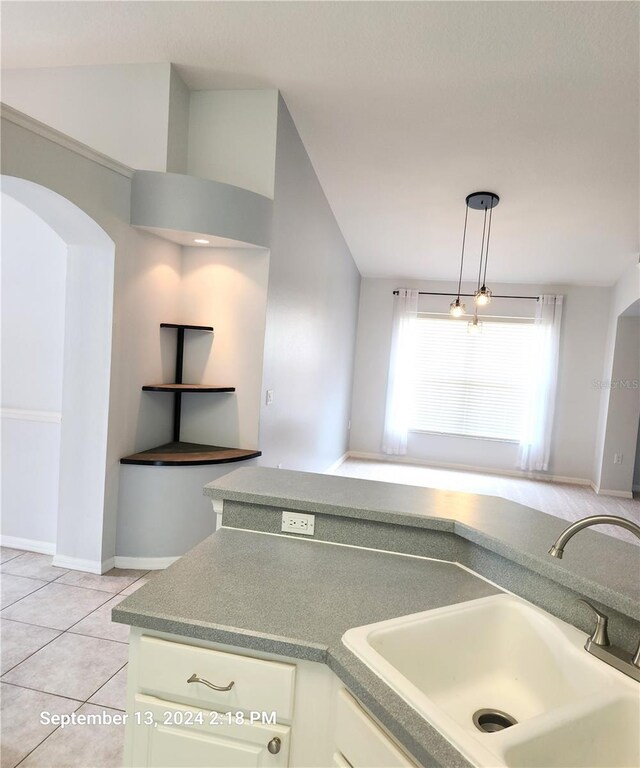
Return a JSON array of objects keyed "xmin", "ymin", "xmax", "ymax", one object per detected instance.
[
  {"xmin": 121, "ymin": 442, "xmax": 261, "ymax": 467},
  {"xmin": 160, "ymin": 323, "xmax": 213, "ymax": 332},
  {"xmin": 142, "ymin": 384, "xmax": 236, "ymax": 393},
  {"xmin": 120, "ymin": 323, "xmax": 259, "ymax": 467}
]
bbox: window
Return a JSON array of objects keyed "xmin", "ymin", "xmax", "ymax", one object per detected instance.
[{"xmin": 410, "ymin": 315, "xmax": 535, "ymax": 441}]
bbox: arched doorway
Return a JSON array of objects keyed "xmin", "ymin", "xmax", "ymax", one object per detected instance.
[{"xmin": 1, "ymin": 176, "xmax": 115, "ymax": 572}]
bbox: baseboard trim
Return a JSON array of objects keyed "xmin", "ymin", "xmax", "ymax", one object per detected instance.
[
  {"xmin": 346, "ymin": 452, "xmax": 592, "ymax": 486},
  {"xmin": 323, "ymin": 452, "xmax": 349, "ymax": 474},
  {"xmin": 0, "ymin": 535, "xmax": 55, "ymax": 555},
  {"xmin": 114, "ymin": 555, "xmax": 178, "ymax": 571},
  {"xmin": 590, "ymin": 481, "xmax": 634, "ymax": 499},
  {"xmin": 52, "ymin": 554, "xmax": 106, "ymax": 574}
]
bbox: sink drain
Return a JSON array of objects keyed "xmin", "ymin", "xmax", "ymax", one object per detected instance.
[{"xmin": 472, "ymin": 709, "xmax": 518, "ymax": 733}]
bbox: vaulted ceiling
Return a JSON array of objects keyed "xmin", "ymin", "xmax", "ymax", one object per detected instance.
[{"xmin": 2, "ymin": 1, "xmax": 638, "ymax": 284}]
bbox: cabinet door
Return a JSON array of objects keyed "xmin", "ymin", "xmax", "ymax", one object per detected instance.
[
  {"xmin": 130, "ymin": 694, "xmax": 290, "ymax": 768},
  {"xmin": 335, "ymin": 690, "xmax": 416, "ymax": 768}
]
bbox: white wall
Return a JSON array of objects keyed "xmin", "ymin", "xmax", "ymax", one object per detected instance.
[
  {"xmin": 179, "ymin": 247, "xmax": 270, "ymax": 449},
  {"xmin": 187, "ymin": 90, "xmax": 278, "ymax": 198},
  {"xmin": 1, "ymin": 63, "xmax": 176, "ymax": 171},
  {"xmin": 1, "ymin": 194, "xmax": 66, "ymax": 547},
  {"xmin": 2, "ymin": 114, "xmax": 184, "ymax": 568},
  {"xmin": 350, "ymin": 277, "xmax": 611, "ymax": 481},
  {"xmin": 115, "ymin": 246, "xmax": 270, "ymax": 560},
  {"xmin": 166, "ymin": 66, "xmax": 190, "ymax": 174}
]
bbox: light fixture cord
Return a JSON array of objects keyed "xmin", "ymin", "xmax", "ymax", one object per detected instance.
[
  {"xmin": 457, "ymin": 203, "xmax": 469, "ymax": 300},
  {"xmin": 482, "ymin": 196, "xmax": 494, "ymax": 287},
  {"xmin": 477, "ymin": 204, "xmax": 488, "ymax": 291}
]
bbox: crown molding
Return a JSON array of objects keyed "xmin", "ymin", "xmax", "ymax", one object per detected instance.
[{"xmin": 0, "ymin": 102, "xmax": 134, "ymax": 179}]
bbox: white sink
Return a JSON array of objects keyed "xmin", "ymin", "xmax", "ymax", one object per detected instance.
[
  {"xmin": 343, "ymin": 594, "xmax": 639, "ymax": 767},
  {"xmin": 502, "ymin": 694, "xmax": 640, "ymax": 768}
]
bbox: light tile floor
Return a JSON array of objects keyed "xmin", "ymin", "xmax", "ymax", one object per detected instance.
[
  {"xmin": 0, "ymin": 550, "xmax": 153, "ymax": 768},
  {"xmin": 334, "ymin": 458, "xmax": 640, "ymax": 545}
]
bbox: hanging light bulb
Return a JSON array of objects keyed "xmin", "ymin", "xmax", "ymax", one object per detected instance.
[
  {"xmin": 450, "ymin": 298, "xmax": 466, "ymax": 317},
  {"xmin": 474, "ymin": 285, "xmax": 492, "ymax": 306},
  {"xmin": 450, "ymin": 200, "xmax": 469, "ymax": 318},
  {"xmin": 468, "ymin": 311, "xmax": 483, "ymax": 334}
]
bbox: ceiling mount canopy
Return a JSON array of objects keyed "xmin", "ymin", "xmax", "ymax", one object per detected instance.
[{"xmin": 466, "ymin": 192, "xmax": 500, "ymax": 211}]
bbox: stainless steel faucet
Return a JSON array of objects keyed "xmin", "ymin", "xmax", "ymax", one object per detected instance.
[
  {"xmin": 548, "ymin": 514, "xmax": 640, "ymax": 682},
  {"xmin": 548, "ymin": 514, "xmax": 640, "ymax": 558}
]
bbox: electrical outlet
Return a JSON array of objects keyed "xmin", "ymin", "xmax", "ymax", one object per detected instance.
[
  {"xmin": 266, "ymin": 389, "xmax": 274, "ymax": 406},
  {"xmin": 614, "ymin": 453, "xmax": 623, "ymax": 465},
  {"xmin": 281, "ymin": 511, "xmax": 315, "ymax": 536}
]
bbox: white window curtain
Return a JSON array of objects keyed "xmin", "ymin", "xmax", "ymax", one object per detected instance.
[
  {"xmin": 519, "ymin": 294, "xmax": 564, "ymax": 471},
  {"xmin": 382, "ymin": 289, "xmax": 419, "ymax": 455}
]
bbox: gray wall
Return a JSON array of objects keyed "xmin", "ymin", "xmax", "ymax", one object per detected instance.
[
  {"xmin": 350, "ymin": 277, "xmax": 611, "ymax": 481},
  {"xmin": 598, "ymin": 316, "xmax": 640, "ymax": 493},
  {"xmin": 1, "ymin": 117, "xmax": 183, "ymax": 565},
  {"xmin": 258, "ymin": 97, "xmax": 361, "ymax": 471},
  {"xmin": 633, "ymin": 419, "xmax": 640, "ymax": 492}
]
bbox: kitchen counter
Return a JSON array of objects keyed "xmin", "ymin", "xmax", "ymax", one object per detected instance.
[
  {"xmin": 114, "ymin": 527, "xmax": 499, "ymax": 767},
  {"xmin": 114, "ymin": 468, "xmax": 640, "ymax": 766},
  {"xmin": 203, "ymin": 467, "xmax": 640, "ymax": 620}
]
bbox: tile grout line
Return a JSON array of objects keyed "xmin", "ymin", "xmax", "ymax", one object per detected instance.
[
  {"xmin": 2, "ymin": 552, "xmax": 144, "ymax": 766},
  {"xmin": 0, "ymin": 627, "xmax": 63, "ymax": 678},
  {"xmin": 12, "ymin": 689, "xmax": 127, "ymax": 768},
  {"xmin": 0, "ymin": 579, "xmax": 56, "ymax": 611},
  {"xmin": 8, "ymin": 662, "xmax": 129, "ymax": 767}
]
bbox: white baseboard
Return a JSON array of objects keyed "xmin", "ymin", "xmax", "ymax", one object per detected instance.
[
  {"xmin": 346, "ymin": 452, "xmax": 592, "ymax": 486},
  {"xmin": 0, "ymin": 535, "xmax": 56, "ymax": 555},
  {"xmin": 114, "ymin": 555, "xmax": 179, "ymax": 571},
  {"xmin": 52, "ymin": 554, "xmax": 107, "ymax": 574},
  {"xmin": 590, "ymin": 481, "xmax": 634, "ymax": 499},
  {"xmin": 323, "ymin": 452, "xmax": 349, "ymax": 474}
]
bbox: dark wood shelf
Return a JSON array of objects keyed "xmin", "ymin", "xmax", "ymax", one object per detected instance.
[
  {"xmin": 160, "ymin": 323, "xmax": 213, "ymax": 332},
  {"xmin": 142, "ymin": 384, "xmax": 235, "ymax": 393},
  {"xmin": 120, "ymin": 441, "xmax": 261, "ymax": 467}
]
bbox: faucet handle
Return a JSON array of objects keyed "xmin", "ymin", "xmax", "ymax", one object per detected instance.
[{"xmin": 577, "ymin": 599, "xmax": 610, "ymax": 647}]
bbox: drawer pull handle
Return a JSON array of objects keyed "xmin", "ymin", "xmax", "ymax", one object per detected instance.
[
  {"xmin": 187, "ymin": 673, "xmax": 234, "ymax": 692},
  {"xmin": 267, "ymin": 737, "xmax": 281, "ymax": 754}
]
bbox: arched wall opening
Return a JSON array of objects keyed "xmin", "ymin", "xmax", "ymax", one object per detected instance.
[{"xmin": 1, "ymin": 176, "xmax": 115, "ymax": 571}]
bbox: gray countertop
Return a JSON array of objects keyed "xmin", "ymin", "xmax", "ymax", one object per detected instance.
[
  {"xmin": 114, "ymin": 527, "xmax": 500, "ymax": 767},
  {"xmin": 115, "ymin": 468, "xmax": 639, "ymax": 765},
  {"xmin": 203, "ymin": 467, "xmax": 640, "ymax": 620}
]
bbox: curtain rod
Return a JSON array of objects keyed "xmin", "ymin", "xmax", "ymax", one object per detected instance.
[{"xmin": 392, "ymin": 290, "xmax": 538, "ymax": 300}]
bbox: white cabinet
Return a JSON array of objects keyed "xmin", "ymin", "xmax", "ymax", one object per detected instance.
[
  {"xmin": 126, "ymin": 634, "xmax": 295, "ymax": 767},
  {"xmin": 334, "ymin": 689, "xmax": 417, "ymax": 768},
  {"xmin": 124, "ymin": 629, "xmax": 419, "ymax": 768},
  {"xmin": 136, "ymin": 635, "xmax": 296, "ymax": 719},
  {"xmin": 130, "ymin": 694, "xmax": 290, "ymax": 767}
]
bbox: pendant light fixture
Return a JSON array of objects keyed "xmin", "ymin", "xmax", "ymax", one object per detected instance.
[
  {"xmin": 449, "ymin": 202, "xmax": 469, "ymax": 318},
  {"xmin": 467, "ymin": 192, "xmax": 499, "ymax": 307}
]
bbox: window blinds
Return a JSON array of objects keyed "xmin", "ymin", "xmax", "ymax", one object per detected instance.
[{"xmin": 411, "ymin": 315, "xmax": 535, "ymax": 441}]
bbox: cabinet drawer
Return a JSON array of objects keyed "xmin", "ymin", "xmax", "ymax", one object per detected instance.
[
  {"xmin": 335, "ymin": 689, "xmax": 416, "ymax": 768},
  {"xmin": 131, "ymin": 693, "xmax": 290, "ymax": 767},
  {"xmin": 137, "ymin": 636, "xmax": 296, "ymax": 721}
]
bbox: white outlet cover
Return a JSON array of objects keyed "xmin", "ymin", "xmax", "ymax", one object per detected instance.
[{"xmin": 281, "ymin": 510, "xmax": 315, "ymax": 536}]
